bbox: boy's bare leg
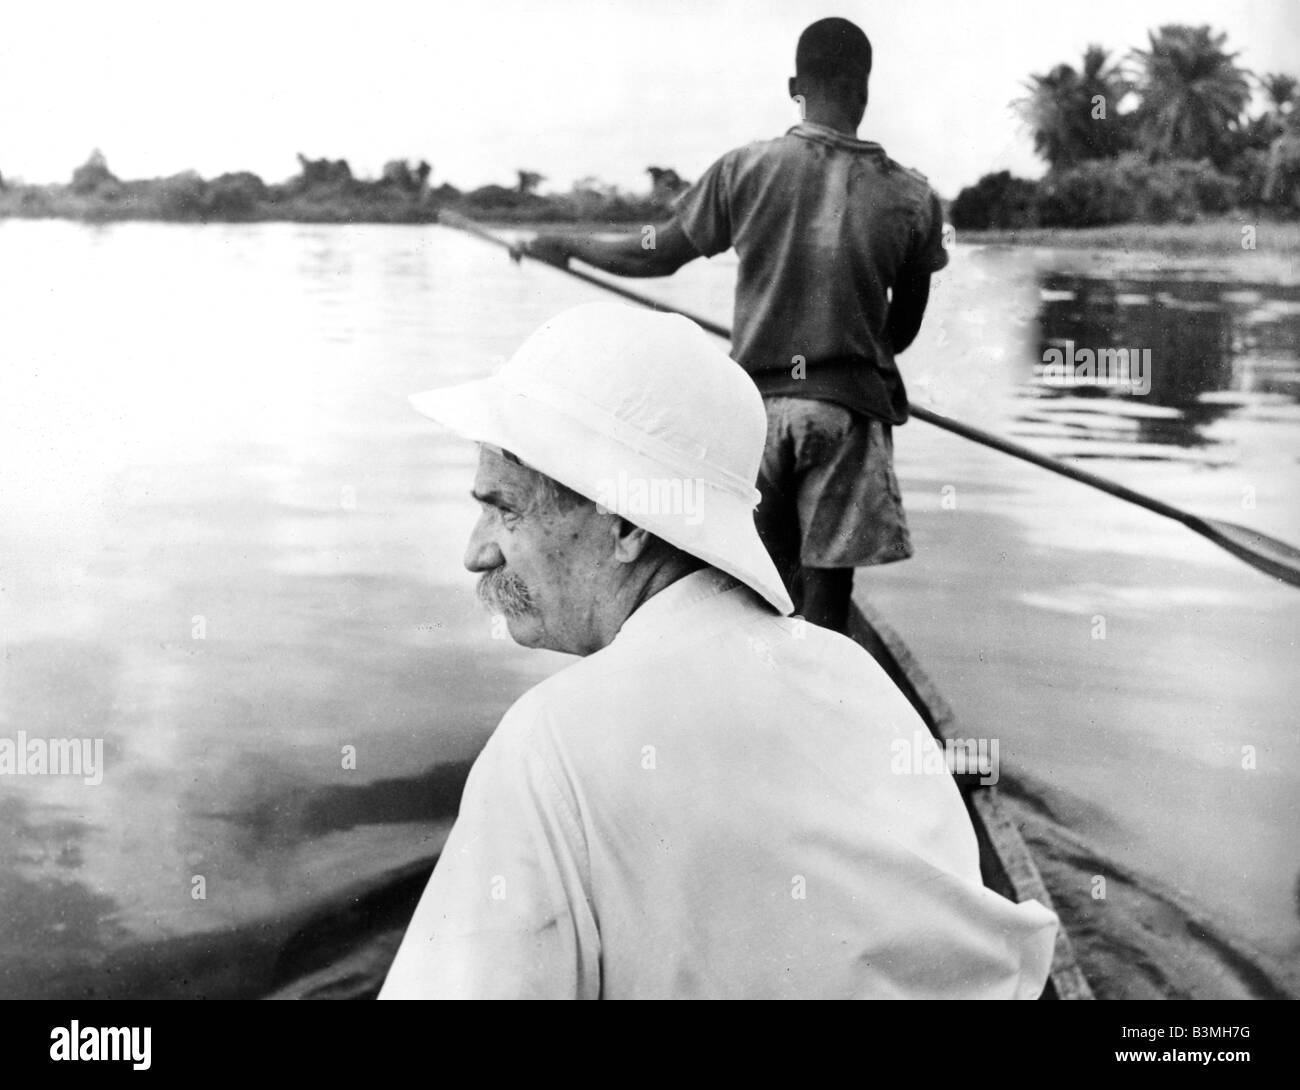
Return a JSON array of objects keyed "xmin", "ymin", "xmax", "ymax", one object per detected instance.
[{"xmin": 800, "ymin": 567, "xmax": 854, "ymax": 634}]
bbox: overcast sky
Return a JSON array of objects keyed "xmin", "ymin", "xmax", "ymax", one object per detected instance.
[{"xmin": 2, "ymin": 0, "xmax": 1296, "ymax": 199}]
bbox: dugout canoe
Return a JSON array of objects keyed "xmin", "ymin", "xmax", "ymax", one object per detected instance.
[{"xmin": 264, "ymin": 603, "xmax": 1093, "ymax": 1000}]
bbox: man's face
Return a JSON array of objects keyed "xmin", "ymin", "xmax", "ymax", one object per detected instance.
[{"xmin": 465, "ymin": 446, "xmax": 612, "ymax": 655}]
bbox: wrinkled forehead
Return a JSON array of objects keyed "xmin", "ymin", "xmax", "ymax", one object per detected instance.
[{"xmin": 473, "ymin": 444, "xmax": 551, "ymax": 506}]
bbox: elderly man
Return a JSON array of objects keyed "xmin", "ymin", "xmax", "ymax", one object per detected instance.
[{"xmin": 379, "ymin": 302, "xmax": 1057, "ymax": 1000}]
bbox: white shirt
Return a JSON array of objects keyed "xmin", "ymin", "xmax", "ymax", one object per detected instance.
[{"xmin": 379, "ymin": 569, "xmax": 1058, "ymax": 999}]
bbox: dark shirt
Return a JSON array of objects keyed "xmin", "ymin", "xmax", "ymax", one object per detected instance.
[{"xmin": 675, "ymin": 122, "xmax": 949, "ymax": 423}]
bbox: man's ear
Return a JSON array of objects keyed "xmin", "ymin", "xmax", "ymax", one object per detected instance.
[
  {"xmin": 788, "ymin": 75, "xmax": 799, "ymax": 100},
  {"xmin": 610, "ymin": 517, "xmax": 654, "ymax": 564}
]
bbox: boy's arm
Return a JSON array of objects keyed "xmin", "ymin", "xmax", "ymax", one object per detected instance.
[
  {"xmin": 884, "ymin": 267, "xmax": 932, "ymax": 355},
  {"xmin": 884, "ymin": 186, "xmax": 948, "ymax": 354},
  {"xmin": 523, "ymin": 219, "xmax": 701, "ymax": 278}
]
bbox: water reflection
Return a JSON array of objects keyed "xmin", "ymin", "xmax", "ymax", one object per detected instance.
[{"xmin": 1022, "ymin": 273, "xmax": 1300, "ymax": 456}]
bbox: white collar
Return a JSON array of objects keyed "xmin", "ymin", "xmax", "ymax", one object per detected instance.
[{"xmin": 613, "ymin": 567, "xmax": 748, "ymax": 646}]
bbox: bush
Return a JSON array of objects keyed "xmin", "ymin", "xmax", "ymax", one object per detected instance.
[
  {"xmin": 462, "ymin": 184, "xmax": 529, "ymax": 211},
  {"xmin": 1187, "ymin": 163, "xmax": 1239, "ymax": 214},
  {"xmin": 205, "ymin": 172, "xmax": 267, "ymax": 217},
  {"xmin": 70, "ymin": 150, "xmax": 117, "ymax": 195},
  {"xmin": 1123, "ymin": 157, "xmax": 1237, "ymax": 222},
  {"xmin": 290, "ymin": 154, "xmax": 354, "ymax": 196},
  {"xmin": 1034, "ymin": 154, "xmax": 1238, "ymax": 226},
  {"xmin": 20, "ymin": 187, "xmax": 51, "ymax": 213},
  {"xmin": 1036, "ymin": 161, "xmax": 1137, "ymax": 226},
  {"xmin": 949, "ymin": 171, "xmax": 1040, "ymax": 230},
  {"xmin": 1227, "ymin": 147, "xmax": 1272, "ymax": 208},
  {"xmin": 153, "ymin": 172, "xmax": 209, "ymax": 219}
]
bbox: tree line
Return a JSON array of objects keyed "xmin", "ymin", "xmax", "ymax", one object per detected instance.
[
  {"xmin": 6, "ymin": 26, "xmax": 1292, "ymax": 233},
  {"xmin": 951, "ymin": 24, "xmax": 1300, "ymax": 229},
  {"xmin": 0, "ymin": 151, "xmax": 690, "ymax": 226}
]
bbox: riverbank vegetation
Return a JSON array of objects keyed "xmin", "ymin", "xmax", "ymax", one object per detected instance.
[
  {"xmin": 0, "ymin": 152, "xmax": 688, "ymax": 227},
  {"xmin": 3, "ymin": 22, "xmax": 1295, "ymax": 237},
  {"xmin": 951, "ymin": 25, "xmax": 1300, "ymax": 230}
]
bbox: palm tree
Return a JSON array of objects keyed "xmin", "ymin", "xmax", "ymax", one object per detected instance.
[
  {"xmin": 1130, "ymin": 25, "xmax": 1252, "ymax": 167},
  {"xmin": 1260, "ymin": 72, "xmax": 1298, "ymax": 117},
  {"xmin": 1016, "ymin": 45, "xmax": 1131, "ymax": 169},
  {"xmin": 1243, "ymin": 72, "xmax": 1299, "ymax": 151},
  {"xmin": 1257, "ymin": 73, "xmax": 1300, "ymax": 210}
]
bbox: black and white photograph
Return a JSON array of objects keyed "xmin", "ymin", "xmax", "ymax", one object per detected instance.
[{"xmin": 0, "ymin": 0, "xmax": 1296, "ymax": 1052}]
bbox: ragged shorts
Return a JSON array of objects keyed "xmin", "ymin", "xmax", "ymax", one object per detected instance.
[{"xmin": 756, "ymin": 397, "xmax": 913, "ymax": 581}]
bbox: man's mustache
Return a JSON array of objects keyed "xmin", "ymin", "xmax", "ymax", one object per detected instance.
[{"xmin": 477, "ymin": 567, "xmax": 535, "ymax": 618}]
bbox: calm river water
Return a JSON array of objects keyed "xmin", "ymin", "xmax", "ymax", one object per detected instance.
[{"xmin": 1, "ymin": 218, "xmax": 1297, "ymax": 997}]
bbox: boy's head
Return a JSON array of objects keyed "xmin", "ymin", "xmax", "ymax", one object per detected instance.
[{"xmin": 790, "ymin": 17, "xmax": 872, "ymax": 125}]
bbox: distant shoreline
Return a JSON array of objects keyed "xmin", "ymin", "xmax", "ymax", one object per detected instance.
[
  {"xmin": 957, "ymin": 218, "xmax": 1300, "ymax": 255},
  {"xmin": 4, "ymin": 207, "xmax": 1298, "ymax": 256}
]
